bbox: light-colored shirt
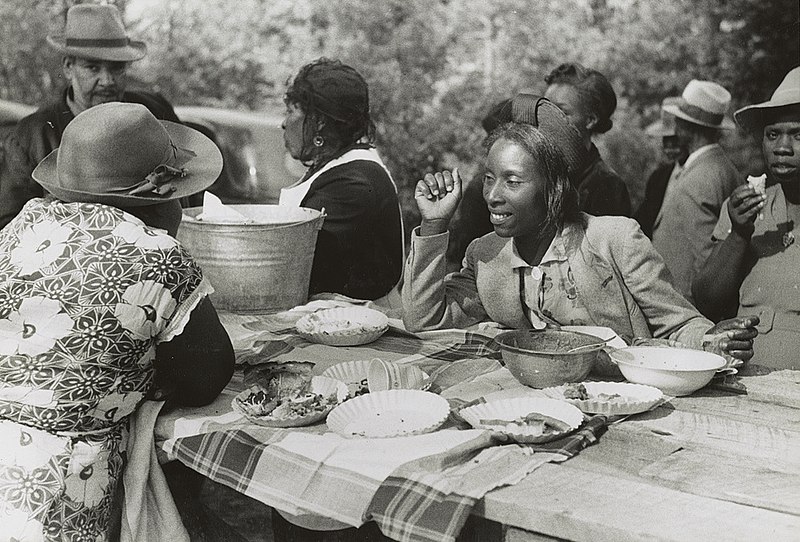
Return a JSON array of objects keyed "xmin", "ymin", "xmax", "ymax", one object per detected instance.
[{"xmin": 509, "ymin": 232, "xmax": 593, "ymax": 328}]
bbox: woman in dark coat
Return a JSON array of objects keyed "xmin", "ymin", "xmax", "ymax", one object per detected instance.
[
  {"xmin": 544, "ymin": 62, "xmax": 631, "ymax": 217},
  {"xmin": 279, "ymin": 58, "xmax": 404, "ymax": 300}
]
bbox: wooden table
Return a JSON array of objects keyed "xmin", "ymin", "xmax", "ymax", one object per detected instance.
[
  {"xmin": 475, "ymin": 368, "xmax": 800, "ymax": 541},
  {"xmin": 158, "ymin": 307, "xmax": 800, "ymax": 541}
]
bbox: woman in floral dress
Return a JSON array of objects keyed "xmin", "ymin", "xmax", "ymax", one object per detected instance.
[{"xmin": 0, "ymin": 102, "xmax": 235, "ymax": 540}]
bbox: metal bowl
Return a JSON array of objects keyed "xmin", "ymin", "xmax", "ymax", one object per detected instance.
[
  {"xmin": 609, "ymin": 346, "xmax": 725, "ymax": 396},
  {"xmin": 494, "ymin": 329, "xmax": 606, "ymax": 389}
]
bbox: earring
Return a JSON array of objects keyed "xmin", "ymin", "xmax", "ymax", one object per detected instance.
[{"xmin": 313, "ymin": 135, "xmax": 324, "ymax": 147}]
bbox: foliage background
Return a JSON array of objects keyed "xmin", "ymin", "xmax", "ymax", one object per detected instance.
[{"xmin": 1, "ymin": 0, "xmax": 798, "ymax": 239}]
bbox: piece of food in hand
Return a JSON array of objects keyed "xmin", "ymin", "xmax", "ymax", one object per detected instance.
[
  {"xmin": 747, "ymin": 173, "xmax": 767, "ymax": 196},
  {"xmin": 747, "ymin": 173, "xmax": 767, "ymax": 220}
]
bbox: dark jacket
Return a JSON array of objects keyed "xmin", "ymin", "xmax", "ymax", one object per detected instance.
[
  {"xmin": 0, "ymin": 89, "xmax": 180, "ymax": 228},
  {"xmin": 634, "ymin": 162, "xmax": 674, "ymax": 239},
  {"xmin": 300, "ymin": 148, "xmax": 404, "ymax": 300},
  {"xmin": 575, "ymin": 143, "xmax": 631, "ymax": 217}
]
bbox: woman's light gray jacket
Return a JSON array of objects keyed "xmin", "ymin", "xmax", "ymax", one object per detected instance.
[{"xmin": 402, "ymin": 214, "xmax": 711, "ymax": 346}]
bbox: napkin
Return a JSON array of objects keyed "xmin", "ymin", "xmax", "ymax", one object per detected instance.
[{"xmin": 196, "ymin": 192, "xmax": 251, "ymax": 222}]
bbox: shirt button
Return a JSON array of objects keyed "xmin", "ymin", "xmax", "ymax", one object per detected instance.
[{"xmin": 531, "ymin": 267, "xmax": 542, "ymax": 280}]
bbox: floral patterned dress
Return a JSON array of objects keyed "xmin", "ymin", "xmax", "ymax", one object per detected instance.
[{"xmin": 0, "ymin": 198, "xmax": 210, "ymax": 541}]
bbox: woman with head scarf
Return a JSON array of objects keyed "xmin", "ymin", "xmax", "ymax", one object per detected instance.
[
  {"xmin": 279, "ymin": 58, "xmax": 404, "ymax": 300},
  {"xmin": 0, "ymin": 102, "xmax": 234, "ymax": 539},
  {"xmin": 402, "ymin": 95, "xmax": 756, "ymax": 365},
  {"xmin": 544, "ymin": 62, "xmax": 631, "ymax": 217}
]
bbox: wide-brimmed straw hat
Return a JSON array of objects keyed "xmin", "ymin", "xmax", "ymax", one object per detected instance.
[
  {"xmin": 46, "ymin": 4, "xmax": 146, "ymax": 62},
  {"xmin": 645, "ymin": 97, "xmax": 680, "ymax": 137},
  {"xmin": 735, "ymin": 66, "xmax": 800, "ymax": 131},
  {"xmin": 663, "ymin": 80, "xmax": 735, "ymax": 130},
  {"xmin": 511, "ymin": 93, "xmax": 584, "ymax": 174},
  {"xmin": 33, "ymin": 102, "xmax": 222, "ymax": 207}
]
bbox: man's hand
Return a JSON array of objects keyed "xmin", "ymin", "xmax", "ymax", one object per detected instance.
[
  {"xmin": 727, "ymin": 184, "xmax": 766, "ymax": 238},
  {"xmin": 414, "ymin": 169, "xmax": 463, "ymax": 235},
  {"xmin": 704, "ymin": 315, "xmax": 760, "ymax": 363}
]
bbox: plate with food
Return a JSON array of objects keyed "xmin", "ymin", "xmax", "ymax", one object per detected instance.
[
  {"xmin": 459, "ymin": 397, "xmax": 583, "ymax": 443},
  {"xmin": 543, "ymin": 381, "xmax": 664, "ymax": 416},
  {"xmin": 295, "ymin": 307, "xmax": 389, "ymax": 346},
  {"xmin": 321, "ymin": 359, "xmax": 371, "ymax": 397},
  {"xmin": 232, "ymin": 374, "xmax": 348, "ymax": 428},
  {"xmin": 326, "ymin": 389, "xmax": 449, "ymax": 438}
]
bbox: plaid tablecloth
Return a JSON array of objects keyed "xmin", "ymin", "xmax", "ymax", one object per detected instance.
[{"xmin": 155, "ymin": 300, "xmax": 607, "ymax": 542}]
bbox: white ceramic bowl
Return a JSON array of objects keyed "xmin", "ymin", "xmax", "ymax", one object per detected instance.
[
  {"xmin": 459, "ymin": 396, "xmax": 584, "ymax": 443},
  {"xmin": 609, "ymin": 346, "xmax": 725, "ymax": 396},
  {"xmin": 326, "ymin": 389, "xmax": 449, "ymax": 438},
  {"xmin": 296, "ymin": 307, "xmax": 389, "ymax": 346}
]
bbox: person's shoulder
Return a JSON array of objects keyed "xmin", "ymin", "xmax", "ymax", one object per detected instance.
[
  {"xmin": 15, "ymin": 99, "xmax": 65, "ymax": 133},
  {"xmin": 582, "ymin": 214, "xmax": 641, "ymax": 241},
  {"xmin": 122, "ymin": 90, "xmax": 179, "ymax": 121}
]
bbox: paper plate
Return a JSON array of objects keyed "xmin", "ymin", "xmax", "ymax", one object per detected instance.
[
  {"xmin": 326, "ymin": 389, "xmax": 449, "ymax": 438},
  {"xmin": 543, "ymin": 381, "xmax": 664, "ymax": 416},
  {"xmin": 321, "ymin": 360, "xmax": 371, "ymax": 397},
  {"xmin": 296, "ymin": 307, "xmax": 389, "ymax": 346},
  {"xmin": 232, "ymin": 376, "xmax": 348, "ymax": 428},
  {"xmin": 459, "ymin": 397, "xmax": 583, "ymax": 443}
]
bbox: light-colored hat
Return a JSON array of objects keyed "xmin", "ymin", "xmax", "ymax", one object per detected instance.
[
  {"xmin": 511, "ymin": 93, "xmax": 584, "ymax": 175},
  {"xmin": 645, "ymin": 97, "xmax": 680, "ymax": 137},
  {"xmin": 663, "ymin": 80, "xmax": 735, "ymax": 130},
  {"xmin": 33, "ymin": 102, "xmax": 222, "ymax": 207},
  {"xmin": 735, "ymin": 66, "xmax": 800, "ymax": 130},
  {"xmin": 46, "ymin": 4, "xmax": 146, "ymax": 62}
]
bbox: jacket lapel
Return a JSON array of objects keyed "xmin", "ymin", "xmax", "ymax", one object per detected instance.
[{"xmin": 476, "ymin": 236, "xmax": 531, "ymax": 329}]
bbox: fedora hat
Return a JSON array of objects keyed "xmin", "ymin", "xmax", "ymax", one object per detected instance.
[
  {"xmin": 33, "ymin": 102, "xmax": 222, "ymax": 207},
  {"xmin": 645, "ymin": 97, "xmax": 680, "ymax": 137},
  {"xmin": 663, "ymin": 80, "xmax": 735, "ymax": 130},
  {"xmin": 46, "ymin": 4, "xmax": 146, "ymax": 62},
  {"xmin": 735, "ymin": 66, "xmax": 800, "ymax": 130},
  {"xmin": 511, "ymin": 93, "xmax": 584, "ymax": 174}
]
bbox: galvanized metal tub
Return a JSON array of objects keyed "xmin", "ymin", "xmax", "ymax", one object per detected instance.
[{"xmin": 178, "ymin": 205, "xmax": 325, "ymax": 313}]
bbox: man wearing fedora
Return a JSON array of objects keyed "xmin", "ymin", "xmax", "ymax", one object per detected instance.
[
  {"xmin": 635, "ymin": 97, "xmax": 690, "ymax": 238},
  {"xmin": 693, "ymin": 67, "xmax": 800, "ymax": 370},
  {"xmin": 650, "ymin": 80, "xmax": 740, "ymax": 302},
  {"xmin": 0, "ymin": 3, "xmax": 180, "ymax": 229}
]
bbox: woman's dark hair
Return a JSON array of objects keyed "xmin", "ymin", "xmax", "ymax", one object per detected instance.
[
  {"xmin": 285, "ymin": 58, "xmax": 376, "ymax": 164},
  {"xmin": 545, "ymin": 63, "xmax": 617, "ymax": 134},
  {"xmin": 484, "ymin": 123, "xmax": 581, "ymax": 234}
]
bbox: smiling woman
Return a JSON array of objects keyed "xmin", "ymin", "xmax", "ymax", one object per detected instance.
[{"xmin": 403, "ymin": 94, "xmax": 758, "ymax": 369}]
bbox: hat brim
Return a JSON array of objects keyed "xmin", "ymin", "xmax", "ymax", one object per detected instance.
[
  {"xmin": 734, "ymin": 100, "xmax": 799, "ymax": 131},
  {"xmin": 47, "ymin": 35, "xmax": 146, "ymax": 62},
  {"xmin": 662, "ymin": 104, "xmax": 735, "ymax": 130},
  {"xmin": 33, "ymin": 120, "xmax": 222, "ymax": 208}
]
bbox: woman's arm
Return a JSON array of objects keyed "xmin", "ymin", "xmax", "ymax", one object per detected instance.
[
  {"xmin": 402, "ymin": 170, "xmax": 489, "ymax": 331},
  {"xmin": 154, "ymin": 296, "xmax": 235, "ymax": 407},
  {"xmin": 693, "ymin": 185, "xmax": 764, "ymax": 321}
]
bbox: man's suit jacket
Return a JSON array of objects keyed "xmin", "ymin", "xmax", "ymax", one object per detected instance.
[
  {"xmin": 402, "ymin": 214, "xmax": 711, "ymax": 347},
  {"xmin": 651, "ymin": 145, "xmax": 739, "ymax": 301}
]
